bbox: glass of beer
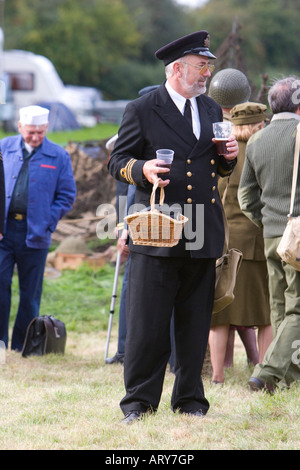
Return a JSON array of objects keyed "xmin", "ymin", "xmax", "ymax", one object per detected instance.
[
  {"xmin": 156, "ymin": 149, "xmax": 174, "ymax": 179},
  {"xmin": 212, "ymin": 122, "xmax": 232, "ymax": 155}
]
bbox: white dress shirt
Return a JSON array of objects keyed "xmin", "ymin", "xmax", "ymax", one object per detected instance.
[{"xmin": 165, "ymin": 81, "xmax": 201, "ymax": 139}]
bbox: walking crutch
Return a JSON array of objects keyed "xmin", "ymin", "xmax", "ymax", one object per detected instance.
[{"xmin": 104, "ymin": 249, "xmax": 122, "ymax": 362}]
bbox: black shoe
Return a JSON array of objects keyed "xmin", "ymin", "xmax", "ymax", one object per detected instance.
[
  {"xmin": 248, "ymin": 376, "xmax": 276, "ymax": 394},
  {"xmin": 105, "ymin": 353, "xmax": 124, "ymax": 364},
  {"xmin": 121, "ymin": 411, "xmax": 144, "ymax": 425}
]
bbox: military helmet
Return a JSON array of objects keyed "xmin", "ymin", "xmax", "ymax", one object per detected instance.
[{"xmin": 208, "ymin": 68, "xmax": 251, "ymax": 108}]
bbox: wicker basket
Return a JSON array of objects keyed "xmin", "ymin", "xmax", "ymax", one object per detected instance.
[{"xmin": 125, "ymin": 179, "xmax": 188, "ymax": 247}]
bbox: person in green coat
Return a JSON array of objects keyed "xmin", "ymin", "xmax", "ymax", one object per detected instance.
[{"xmin": 238, "ymin": 76, "xmax": 300, "ymax": 391}]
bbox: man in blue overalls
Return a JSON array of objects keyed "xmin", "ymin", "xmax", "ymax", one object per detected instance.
[{"xmin": 0, "ymin": 105, "xmax": 76, "ymax": 351}]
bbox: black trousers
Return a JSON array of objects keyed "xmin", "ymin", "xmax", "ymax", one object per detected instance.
[{"xmin": 120, "ymin": 252, "xmax": 215, "ymax": 415}]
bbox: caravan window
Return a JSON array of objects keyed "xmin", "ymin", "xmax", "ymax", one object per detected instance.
[{"xmin": 8, "ymin": 72, "xmax": 34, "ymax": 91}]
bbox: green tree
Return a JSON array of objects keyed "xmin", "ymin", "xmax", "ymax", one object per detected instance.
[
  {"xmin": 189, "ymin": 0, "xmax": 300, "ymax": 80},
  {"xmin": 123, "ymin": 0, "xmax": 192, "ymax": 62},
  {"xmin": 3, "ymin": 0, "xmax": 140, "ymax": 91},
  {"xmin": 100, "ymin": 0, "xmax": 193, "ymax": 98},
  {"xmin": 3, "ymin": 0, "xmax": 300, "ymax": 99},
  {"xmin": 3, "ymin": 0, "xmax": 191, "ymax": 98}
]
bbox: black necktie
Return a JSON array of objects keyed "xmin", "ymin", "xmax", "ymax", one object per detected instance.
[{"xmin": 184, "ymin": 99, "xmax": 192, "ymax": 128}]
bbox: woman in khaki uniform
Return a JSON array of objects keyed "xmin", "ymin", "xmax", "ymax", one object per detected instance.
[{"xmin": 209, "ymin": 102, "xmax": 273, "ymax": 384}]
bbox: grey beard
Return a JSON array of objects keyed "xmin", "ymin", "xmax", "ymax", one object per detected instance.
[{"xmin": 187, "ymin": 83, "xmax": 206, "ymax": 98}]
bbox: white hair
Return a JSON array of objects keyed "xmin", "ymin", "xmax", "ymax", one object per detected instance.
[{"xmin": 165, "ymin": 58, "xmax": 186, "ymax": 78}]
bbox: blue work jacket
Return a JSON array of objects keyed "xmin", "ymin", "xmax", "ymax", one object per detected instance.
[{"xmin": 1, "ymin": 134, "xmax": 76, "ymax": 249}]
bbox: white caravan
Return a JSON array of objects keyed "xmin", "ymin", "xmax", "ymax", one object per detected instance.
[{"xmin": 3, "ymin": 49, "xmax": 103, "ymax": 127}]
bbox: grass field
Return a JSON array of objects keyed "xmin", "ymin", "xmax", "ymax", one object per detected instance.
[
  {"xmin": 2, "ymin": 264, "xmax": 299, "ymax": 451},
  {"xmin": 1, "ymin": 124, "xmax": 299, "ymax": 451},
  {"xmin": 0, "ymin": 122, "xmax": 119, "ymax": 145}
]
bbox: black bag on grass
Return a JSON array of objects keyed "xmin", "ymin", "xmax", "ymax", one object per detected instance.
[{"xmin": 22, "ymin": 315, "xmax": 66, "ymax": 357}]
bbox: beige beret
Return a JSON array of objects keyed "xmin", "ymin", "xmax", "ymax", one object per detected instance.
[{"xmin": 230, "ymin": 102, "xmax": 269, "ymax": 125}]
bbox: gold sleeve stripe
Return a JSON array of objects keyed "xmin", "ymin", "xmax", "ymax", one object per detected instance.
[{"xmin": 120, "ymin": 158, "xmax": 137, "ymax": 185}]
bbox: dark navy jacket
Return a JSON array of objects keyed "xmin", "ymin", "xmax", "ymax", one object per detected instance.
[{"xmin": 108, "ymin": 84, "xmax": 236, "ymax": 259}]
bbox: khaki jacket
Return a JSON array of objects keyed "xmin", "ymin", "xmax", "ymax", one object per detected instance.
[{"xmin": 218, "ymin": 140, "xmax": 266, "ymax": 260}]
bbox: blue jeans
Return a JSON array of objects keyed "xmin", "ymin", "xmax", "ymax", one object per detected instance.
[{"xmin": 0, "ymin": 218, "xmax": 48, "ymax": 351}]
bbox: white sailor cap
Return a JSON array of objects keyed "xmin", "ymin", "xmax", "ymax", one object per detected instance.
[{"xmin": 19, "ymin": 105, "xmax": 49, "ymax": 125}]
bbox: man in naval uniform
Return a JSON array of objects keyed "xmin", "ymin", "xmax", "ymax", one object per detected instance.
[{"xmin": 108, "ymin": 31, "xmax": 239, "ymax": 424}]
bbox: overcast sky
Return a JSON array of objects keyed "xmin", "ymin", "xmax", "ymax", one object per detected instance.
[{"xmin": 175, "ymin": 0, "xmax": 209, "ymax": 7}]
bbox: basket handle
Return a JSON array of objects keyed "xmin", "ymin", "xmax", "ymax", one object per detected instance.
[{"xmin": 150, "ymin": 179, "xmax": 165, "ymax": 210}]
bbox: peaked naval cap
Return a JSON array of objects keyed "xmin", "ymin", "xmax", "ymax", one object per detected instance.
[{"xmin": 155, "ymin": 31, "xmax": 216, "ymax": 66}]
